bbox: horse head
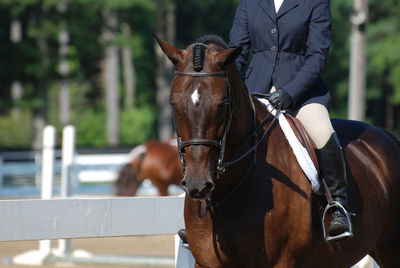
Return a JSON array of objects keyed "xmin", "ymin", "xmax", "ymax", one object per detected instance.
[
  {"xmin": 115, "ymin": 163, "xmax": 141, "ymax": 196},
  {"xmin": 155, "ymin": 35, "xmax": 242, "ymax": 200}
]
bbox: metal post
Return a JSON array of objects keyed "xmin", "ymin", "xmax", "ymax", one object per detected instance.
[{"xmin": 348, "ymin": 0, "xmax": 368, "ymax": 121}]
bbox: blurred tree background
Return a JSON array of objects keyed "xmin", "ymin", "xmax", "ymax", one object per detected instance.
[{"xmin": 0, "ymin": 0, "xmax": 399, "ymax": 150}]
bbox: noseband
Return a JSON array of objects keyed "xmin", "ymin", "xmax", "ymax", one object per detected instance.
[{"xmin": 175, "ymin": 68, "xmax": 233, "ymax": 178}]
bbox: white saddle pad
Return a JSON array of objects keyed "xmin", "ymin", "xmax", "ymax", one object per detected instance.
[{"xmin": 258, "ymin": 98, "xmax": 320, "ymax": 193}]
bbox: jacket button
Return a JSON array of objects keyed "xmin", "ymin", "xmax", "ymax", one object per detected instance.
[
  {"xmin": 271, "ymin": 28, "xmax": 277, "ymax": 34},
  {"xmin": 271, "ymin": 46, "xmax": 277, "ymax": 51}
]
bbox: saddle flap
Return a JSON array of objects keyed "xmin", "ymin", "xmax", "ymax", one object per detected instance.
[{"xmin": 285, "ymin": 114, "xmax": 320, "ymax": 173}]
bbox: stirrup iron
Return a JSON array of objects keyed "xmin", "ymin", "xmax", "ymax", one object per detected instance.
[
  {"xmin": 321, "ymin": 201, "xmax": 353, "ymax": 242},
  {"xmin": 181, "ymin": 241, "xmax": 190, "ymax": 249},
  {"xmin": 177, "ymin": 229, "xmax": 190, "ymax": 249}
]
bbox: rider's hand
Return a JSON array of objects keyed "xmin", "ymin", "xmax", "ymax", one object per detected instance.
[{"xmin": 266, "ymin": 89, "xmax": 292, "ymax": 110}]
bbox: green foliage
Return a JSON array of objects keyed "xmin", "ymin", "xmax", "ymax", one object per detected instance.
[
  {"xmin": 1, "ymin": 0, "xmax": 400, "ymax": 148},
  {"xmin": 323, "ymin": 0, "xmax": 352, "ymax": 117},
  {"xmin": 72, "ymin": 105, "xmax": 156, "ymax": 147},
  {"xmin": 0, "ymin": 111, "xmax": 32, "ymax": 149},
  {"xmin": 176, "ymin": 0, "xmax": 238, "ymax": 45},
  {"xmin": 120, "ymin": 106, "xmax": 156, "ymax": 146},
  {"xmin": 368, "ymin": 10, "xmax": 400, "ymax": 104},
  {"xmin": 74, "ymin": 110, "xmax": 108, "ymax": 147},
  {"xmin": 363, "ymin": 0, "xmax": 400, "ymax": 129}
]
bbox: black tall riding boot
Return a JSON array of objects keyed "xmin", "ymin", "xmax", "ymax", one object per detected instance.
[{"xmin": 316, "ymin": 132, "xmax": 351, "ymax": 237}]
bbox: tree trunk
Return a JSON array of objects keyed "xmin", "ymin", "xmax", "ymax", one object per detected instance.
[
  {"xmin": 58, "ymin": 2, "xmax": 70, "ymax": 125},
  {"xmin": 102, "ymin": 9, "xmax": 120, "ymax": 146},
  {"xmin": 32, "ymin": 9, "xmax": 50, "ymax": 150},
  {"xmin": 10, "ymin": 81, "xmax": 23, "ymax": 118},
  {"xmin": 155, "ymin": 0, "xmax": 175, "ymax": 141},
  {"xmin": 32, "ymin": 79, "xmax": 47, "ymax": 151},
  {"xmin": 121, "ymin": 23, "xmax": 136, "ymax": 110},
  {"xmin": 10, "ymin": 17, "xmax": 23, "ymax": 118},
  {"xmin": 348, "ymin": 0, "xmax": 368, "ymax": 121}
]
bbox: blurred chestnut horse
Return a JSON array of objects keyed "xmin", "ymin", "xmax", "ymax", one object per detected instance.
[
  {"xmin": 114, "ymin": 139, "xmax": 182, "ymax": 196},
  {"xmin": 155, "ymin": 34, "xmax": 400, "ymax": 267}
]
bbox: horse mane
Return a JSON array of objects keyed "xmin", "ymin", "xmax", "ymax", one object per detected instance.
[
  {"xmin": 195, "ymin": 34, "xmax": 228, "ymax": 49},
  {"xmin": 192, "ymin": 44, "xmax": 205, "ymax": 72},
  {"xmin": 192, "ymin": 35, "xmax": 228, "ymax": 72}
]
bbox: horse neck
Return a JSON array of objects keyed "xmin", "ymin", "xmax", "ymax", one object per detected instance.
[
  {"xmin": 211, "ymin": 65, "xmax": 255, "ymax": 199},
  {"xmin": 225, "ymin": 65, "xmax": 255, "ymax": 158}
]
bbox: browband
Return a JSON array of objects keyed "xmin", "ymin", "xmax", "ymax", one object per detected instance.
[{"xmin": 175, "ymin": 71, "xmax": 226, "ymax": 77}]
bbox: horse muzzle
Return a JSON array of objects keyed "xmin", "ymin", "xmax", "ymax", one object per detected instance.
[{"xmin": 180, "ymin": 177, "xmax": 214, "ymax": 199}]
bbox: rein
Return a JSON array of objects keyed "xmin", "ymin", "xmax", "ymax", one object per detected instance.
[{"xmin": 204, "ymin": 114, "xmax": 277, "ymax": 268}]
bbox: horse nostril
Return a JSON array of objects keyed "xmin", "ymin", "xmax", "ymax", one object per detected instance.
[{"xmin": 204, "ymin": 182, "xmax": 214, "ymax": 192}]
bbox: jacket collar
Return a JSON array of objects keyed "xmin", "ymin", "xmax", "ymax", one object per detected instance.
[
  {"xmin": 257, "ymin": 0, "xmax": 276, "ymax": 22},
  {"xmin": 277, "ymin": 0, "xmax": 299, "ymax": 18},
  {"xmin": 258, "ymin": 0, "xmax": 300, "ymax": 21}
]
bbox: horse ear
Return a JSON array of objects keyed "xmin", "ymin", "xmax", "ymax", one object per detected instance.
[
  {"xmin": 153, "ymin": 34, "xmax": 183, "ymax": 66},
  {"xmin": 214, "ymin": 46, "xmax": 242, "ymax": 67}
]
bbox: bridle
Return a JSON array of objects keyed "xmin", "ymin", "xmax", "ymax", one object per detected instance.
[
  {"xmin": 175, "ymin": 68, "xmax": 233, "ymax": 179},
  {"xmin": 174, "ymin": 43, "xmax": 277, "ymax": 182}
]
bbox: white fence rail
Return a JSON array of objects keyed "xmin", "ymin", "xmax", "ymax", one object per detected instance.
[{"xmin": 0, "ymin": 196, "xmax": 184, "ymax": 242}]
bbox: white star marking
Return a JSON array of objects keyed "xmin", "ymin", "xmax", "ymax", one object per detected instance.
[{"xmin": 191, "ymin": 89, "xmax": 200, "ymax": 105}]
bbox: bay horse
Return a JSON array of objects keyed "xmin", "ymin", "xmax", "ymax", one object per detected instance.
[
  {"xmin": 155, "ymin": 34, "xmax": 400, "ymax": 268},
  {"xmin": 114, "ymin": 139, "xmax": 182, "ymax": 196}
]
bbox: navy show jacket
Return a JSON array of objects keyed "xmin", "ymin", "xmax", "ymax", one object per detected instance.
[{"xmin": 229, "ymin": 0, "xmax": 332, "ymax": 109}]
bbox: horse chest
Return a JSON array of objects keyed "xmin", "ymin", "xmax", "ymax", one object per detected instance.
[{"xmin": 185, "ymin": 197, "xmax": 291, "ymax": 267}]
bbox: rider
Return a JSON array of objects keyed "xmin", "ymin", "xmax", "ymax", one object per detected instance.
[{"xmin": 229, "ymin": 0, "xmax": 351, "ymax": 239}]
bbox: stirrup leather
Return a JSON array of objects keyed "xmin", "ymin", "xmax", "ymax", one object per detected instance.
[{"xmin": 321, "ymin": 201, "xmax": 353, "ymax": 242}]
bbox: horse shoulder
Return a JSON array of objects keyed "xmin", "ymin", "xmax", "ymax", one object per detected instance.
[{"xmin": 260, "ymin": 125, "xmax": 314, "ymax": 265}]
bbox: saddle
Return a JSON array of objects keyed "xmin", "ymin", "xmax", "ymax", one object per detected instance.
[
  {"xmin": 285, "ymin": 114, "xmax": 320, "ymax": 173},
  {"xmin": 285, "ymin": 114, "xmax": 354, "ymax": 241}
]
